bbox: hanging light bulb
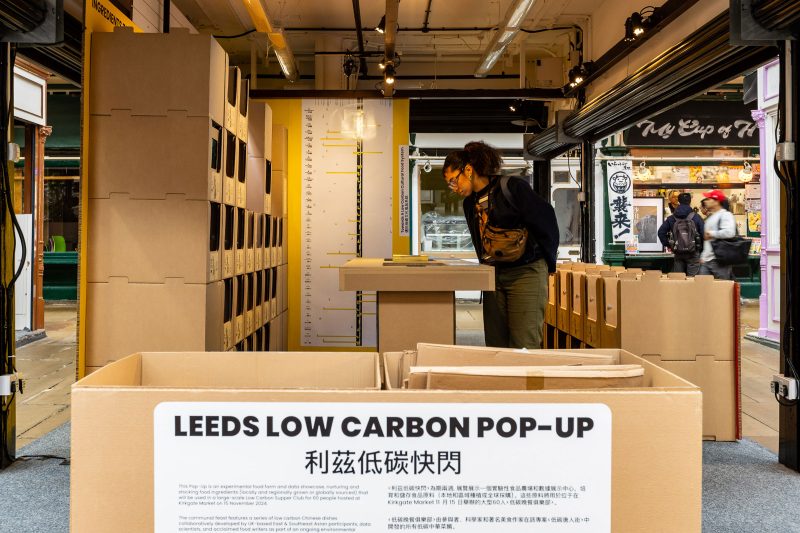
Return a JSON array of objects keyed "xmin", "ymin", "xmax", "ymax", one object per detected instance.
[
  {"xmin": 739, "ymin": 161, "xmax": 754, "ymax": 183},
  {"xmin": 384, "ymin": 63, "xmax": 396, "ymax": 85}
]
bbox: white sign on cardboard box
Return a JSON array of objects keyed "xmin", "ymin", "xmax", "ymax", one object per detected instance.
[
  {"xmin": 606, "ymin": 160, "xmax": 634, "ymax": 243},
  {"xmin": 154, "ymin": 402, "xmax": 611, "ymax": 532}
]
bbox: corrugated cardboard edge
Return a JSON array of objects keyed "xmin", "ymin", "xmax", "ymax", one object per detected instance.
[{"xmin": 734, "ymin": 282, "xmax": 742, "ymax": 440}]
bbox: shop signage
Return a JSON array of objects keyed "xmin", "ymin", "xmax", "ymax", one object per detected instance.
[
  {"xmin": 623, "ymin": 101, "xmax": 758, "ymax": 147},
  {"xmin": 399, "ymin": 145, "xmax": 410, "ymax": 237},
  {"xmin": 155, "ymin": 402, "xmax": 612, "ymax": 532},
  {"xmin": 607, "ymin": 160, "xmax": 634, "ymax": 243}
]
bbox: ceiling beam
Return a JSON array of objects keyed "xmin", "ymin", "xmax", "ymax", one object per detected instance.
[{"xmin": 250, "ymin": 88, "xmax": 564, "ymax": 99}]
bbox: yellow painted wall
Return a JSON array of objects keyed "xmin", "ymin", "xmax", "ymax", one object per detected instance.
[{"xmin": 264, "ymin": 98, "xmax": 410, "ymax": 352}]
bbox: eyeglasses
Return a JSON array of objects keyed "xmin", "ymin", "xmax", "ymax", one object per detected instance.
[{"xmin": 445, "ymin": 169, "xmax": 464, "ymax": 190}]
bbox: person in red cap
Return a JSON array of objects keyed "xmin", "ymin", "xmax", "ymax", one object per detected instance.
[{"xmin": 699, "ymin": 189, "xmax": 737, "ymax": 279}]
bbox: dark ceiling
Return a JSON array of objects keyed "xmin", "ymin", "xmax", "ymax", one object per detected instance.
[{"xmin": 410, "ymin": 98, "xmax": 548, "ymax": 134}]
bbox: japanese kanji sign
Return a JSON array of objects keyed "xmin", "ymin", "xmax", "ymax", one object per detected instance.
[
  {"xmin": 607, "ymin": 160, "xmax": 634, "ymax": 243},
  {"xmin": 155, "ymin": 402, "xmax": 612, "ymax": 532}
]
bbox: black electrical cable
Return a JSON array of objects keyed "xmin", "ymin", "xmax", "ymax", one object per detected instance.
[{"xmin": 212, "ymin": 29, "xmax": 257, "ymax": 39}]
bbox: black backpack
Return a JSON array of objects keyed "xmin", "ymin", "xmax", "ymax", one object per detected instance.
[{"xmin": 669, "ymin": 212, "xmax": 701, "ymax": 255}]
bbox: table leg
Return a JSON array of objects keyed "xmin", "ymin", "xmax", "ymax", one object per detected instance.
[{"xmin": 377, "ymin": 291, "xmax": 455, "ymax": 353}]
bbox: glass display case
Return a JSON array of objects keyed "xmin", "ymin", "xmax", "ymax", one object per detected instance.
[{"xmin": 420, "ymin": 211, "xmax": 474, "ymax": 253}]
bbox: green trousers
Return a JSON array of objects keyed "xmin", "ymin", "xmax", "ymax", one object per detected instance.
[{"xmin": 483, "ymin": 259, "xmax": 548, "ymax": 349}]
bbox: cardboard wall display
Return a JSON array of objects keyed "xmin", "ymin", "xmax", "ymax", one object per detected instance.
[
  {"xmin": 620, "ymin": 275, "xmax": 740, "ymax": 441},
  {"xmin": 72, "ymin": 349, "xmax": 701, "ymax": 533},
  {"xmin": 235, "ymin": 137, "xmax": 248, "ymax": 208},
  {"xmin": 546, "ymin": 273, "xmax": 557, "ymax": 326},
  {"xmin": 271, "ymin": 124, "xmax": 287, "ymax": 172},
  {"xmin": 271, "ymin": 169, "xmax": 285, "ymax": 218},
  {"xmin": 222, "ymin": 205, "xmax": 236, "ymax": 278},
  {"xmin": 87, "ymin": 196, "xmax": 221, "ymax": 284},
  {"xmin": 235, "ymin": 208, "xmax": 246, "ymax": 276},
  {"xmin": 377, "ymin": 292, "xmax": 455, "ymax": 353},
  {"xmin": 85, "ymin": 279, "xmax": 224, "ymax": 368},
  {"xmin": 90, "ymin": 28, "xmax": 227, "ymax": 124},
  {"xmin": 89, "ymin": 112, "xmax": 223, "ymax": 203},
  {"xmin": 254, "ymin": 216, "xmax": 263, "ymax": 272},
  {"xmin": 245, "ymin": 212, "xmax": 255, "ymax": 273}
]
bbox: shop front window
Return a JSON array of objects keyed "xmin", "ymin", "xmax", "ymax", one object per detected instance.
[{"xmin": 44, "ymin": 176, "xmax": 80, "ymax": 251}]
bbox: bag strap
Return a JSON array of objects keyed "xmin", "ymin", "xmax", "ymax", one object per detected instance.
[
  {"xmin": 499, "ymin": 176, "xmax": 519, "ymax": 214},
  {"xmin": 686, "ymin": 212, "xmax": 695, "ymax": 221}
]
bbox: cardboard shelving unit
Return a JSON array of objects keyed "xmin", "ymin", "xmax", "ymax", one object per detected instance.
[{"xmin": 87, "ymin": 28, "xmax": 288, "ymax": 369}]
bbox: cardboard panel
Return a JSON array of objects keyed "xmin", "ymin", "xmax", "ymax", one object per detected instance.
[
  {"xmin": 408, "ymin": 365, "xmax": 645, "ymax": 390},
  {"xmin": 643, "ymin": 355, "xmax": 738, "ymax": 441},
  {"xmin": 224, "ymin": 67, "xmax": 240, "ymax": 133},
  {"xmin": 89, "ymin": 112, "xmax": 223, "ymax": 203},
  {"xmin": 237, "ymin": 78, "xmax": 249, "ymax": 142},
  {"xmin": 546, "ymin": 273, "xmax": 557, "ymax": 326},
  {"xmin": 235, "ymin": 208, "xmax": 246, "ymax": 276},
  {"xmin": 246, "ymin": 157, "xmax": 266, "ymax": 214},
  {"xmin": 236, "ymin": 138, "xmax": 247, "ymax": 208},
  {"xmin": 570, "ymin": 271, "xmax": 586, "ymax": 340},
  {"xmin": 247, "ymin": 102, "xmax": 272, "ymax": 160},
  {"xmin": 254, "ymin": 270, "xmax": 263, "ymax": 329},
  {"xmin": 263, "ymin": 214, "xmax": 272, "ymax": 269},
  {"xmin": 245, "ymin": 211, "xmax": 255, "ymax": 273},
  {"xmin": 88, "ymin": 196, "xmax": 220, "ymax": 284},
  {"xmin": 271, "ymin": 169, "xmax": 285, "ymax": 217},
  {"xmin": 86, "ymin": 279, "xmax": 222, "ymax": 368},
  {"xmin": 340, "ymin": 258, "xmax": 495, "ymax": 292},
  {"xmin": 620, "ymin": 275, "xmax": 736, "ymax": 361},
  {"xmin": 222, "ymin": 205, "xmax": 235, "ymax": 278},
  {"xmin": 271, "ymin": 123, "xmax": 287, "ymax": 172},
  {"xmin": 245, "ymin": 272, "xmax": 255, "ymax": 337},
  {"xmin": 223, "ymin": 129, "xmax": 237, "ymax": 205},
  {"xmin": 415, "ymin": 343, "xmax": 619, "ymax": 366},
  {"xmin": 377, "ymin": 291, "xmax": 455, "ymax": 353},
  {"xmin": 254, "ymin": 215, "xmax": 263, "ymax": 272},
  {"xmin": 223, "ymin": 278, "xmax": 234, "ymax": 351},
  {"xmin": 557, "ymin": 269, "xmax": 571, "ymax": 331},
  {"xmin": 90, "ymin": 28, "xmax": 226, "ymax": 123},
  {"xmin": 234, "ymin": 274, "xmax": 245, "ymax": 343}
]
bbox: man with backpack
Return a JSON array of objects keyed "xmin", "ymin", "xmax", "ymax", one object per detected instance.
[{"xmin": 658, "ymin": 192, "xmax": 704, "ymax": 276}]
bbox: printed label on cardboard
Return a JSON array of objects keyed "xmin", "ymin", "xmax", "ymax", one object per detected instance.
[{"xmin": 154, "ymin": 402, "xmax": 611, "ymax": 532}]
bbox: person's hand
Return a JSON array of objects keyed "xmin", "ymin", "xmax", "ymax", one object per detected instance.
[{"xmin": 704, "ymin": 231, "xmax": 712, "ymax": 240}]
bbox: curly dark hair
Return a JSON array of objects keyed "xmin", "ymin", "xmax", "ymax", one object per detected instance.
[{"xmin": 442, "ymin": 141, "xmax": 503, "ymax": 177}]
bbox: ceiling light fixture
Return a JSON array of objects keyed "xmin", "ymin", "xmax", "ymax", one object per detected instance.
[
  {"xmin": 624, "ymin": 9, "xmax": 658, "ymax": 43},
  {"xmin": 474, "ymin": 0, "xmax": 538, "ymax": 77},
  {"xmin": 384, "ymin": 63, "xmax": 396, "ymax": 85},
  {"xmin": 509, "ymin": 102, "xmax": 517, "ymax": 112},
  {"xmin": 376, "ymin": 15, "xmax": 386, "ymax": 34}
]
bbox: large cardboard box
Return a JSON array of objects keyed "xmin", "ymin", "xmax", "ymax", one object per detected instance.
[
  {"xmin": 246, "ymin": 157, "xmax": 267, "ymax": 215},
  {"xmin": 264, "ymin": 214, "xmax": 273, "ymax": 269},
  {"xmin": 245, "ymin": 272, "xmax": 255, "ymax": 337},
  {"xmin": 546, "ymin": 272, "xmax": 557, "ymax": 326},
  {"xmin": 86, "ymin": 279, "xmax": 224, "ymax": 368},
  {"xmin": 271, "ymin": 169, "xmax": 285, "ymax": 217},
  {"xmin": 339, "ymin": 258, "xmax": 495, "ymax": 292},
  {"xmin": 89, "ymin": 112, "xmax": 223, "ymax": 203},
  {"xmin": 234, "ymin": 274, "xmax": 245, "ymax": 343},
  {"xmin": 72, "ymin": 350, "xmax": 698, "ymax": 533},
  {"xmin": 88, "ymin": 196, "xmax": 221, "ymax": 284},
  {"xmin": 272, "ymin": 123, "xmax": 287, "ymax": 172},
  {"xmin": 222, "ymin": 278, "xmax": 234, "ymax": 350},
  {"xmin": 620, "ymin": 274, "xmax": 740, "ymax": 441},
  {"xmin": 254, "ymin": 270, "xmax": 263, "ymax": 328},
  {"xmin": 90, "ymin": 28, "xmax": 226, "ymax": 124},
  {"xmin": 254, "ymin": 214, "xmax": 263, "ymax": 272}
]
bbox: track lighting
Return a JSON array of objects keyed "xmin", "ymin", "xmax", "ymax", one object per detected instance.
[
  {"xmin": 384, "ymin": 63, "xmax": 396, "ymax": 85},
  {"xmin": 342, "ymin": 55, "xmax": 357, "ymax": 78},
  {"xmin": 624, "ymin": 9, "xmax": 657, "ymax": 42},
  {"xmin": 376, "ymin": 15, "xmax": 386, "ymax": 34},
  {"xmin": 509, "ymin": 103, "xmax": 517, "ymax": 112},
  {"xmin": 378, "ymin": 59, "xmax": 386, "ymax": 70}
]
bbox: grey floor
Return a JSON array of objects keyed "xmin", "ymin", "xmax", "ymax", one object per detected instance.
[{"xmin": 2, "ymin": 422, "xmax": 800, "ymax": 532}]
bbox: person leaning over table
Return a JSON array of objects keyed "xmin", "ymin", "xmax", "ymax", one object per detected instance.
[
  {"xmin": 442, "ymin": 141, "xmax": 559, "ymax": 349},
  {"xmin": 699, "ymin": 189, "xmax": 737, "ymax": 280}
]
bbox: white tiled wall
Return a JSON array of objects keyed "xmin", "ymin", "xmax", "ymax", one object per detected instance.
[{"xmin": 133, "ymin": 0, "xmax": 197, "ymax": 33}]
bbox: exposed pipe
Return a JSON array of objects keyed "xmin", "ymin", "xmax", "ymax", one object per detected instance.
[
  {"xmin": 475, "ymin": 0, "xmax": 538, "ymax": 77},
  {"xmin": 285, "ymin": 26, "xmax": 493, "ymax": 32},
  {"xmin": 381, "ymin": 0, "xmax": 400, "ymax": 96},
  {"xmin": 241, "ymin": 0, "xmax": 299, "ymax": 82},
  {"xmin": 351, "ymin": 0, "xmax": 369, "ymax": 77},
  {"xmin": 422, "ymin": 0, "xmax": 433, "ymax": 33}
]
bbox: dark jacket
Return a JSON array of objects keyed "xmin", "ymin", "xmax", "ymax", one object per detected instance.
[
  {"xmin": 463, "ymin": 176, "xmax": 560, "ymax": 273},
  {"xmin": 657, "ymin": 204, "xmax": 705, "ymax": 251}
]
